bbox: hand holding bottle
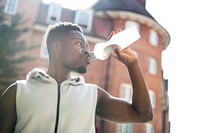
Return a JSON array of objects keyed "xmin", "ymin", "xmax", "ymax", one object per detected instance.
[
  {"xmin": 89, "ymin": 26, "xmax": 140, "ymax": 60},
  {"xmin": 109, "ymin": 30, "xmax": 138, "ymax": 67}
]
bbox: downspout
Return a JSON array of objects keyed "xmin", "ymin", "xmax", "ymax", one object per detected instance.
[
  {"xmin": 100, "ymin": 55, "xmax": 112, "ymax": 133},
  {"xmin": 98, "ymin": 10, "xmax": 114, "ymax": 133}
]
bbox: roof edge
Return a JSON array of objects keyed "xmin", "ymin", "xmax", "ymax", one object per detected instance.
[{"xmin": 95, "ymin": 10, "xmax": 170, "ymax": 50}]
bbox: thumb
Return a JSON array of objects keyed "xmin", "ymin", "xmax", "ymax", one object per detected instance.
[{"xmin": 112, "ymin": 46, "xmax": 121, "ymax": 59}]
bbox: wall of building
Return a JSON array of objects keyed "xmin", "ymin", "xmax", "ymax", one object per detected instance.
[
  {"xmin": 1, "ymin": 0, "xmax": 169, "ymax": 132},
  {"xmin": 92, "ymin": 16, "xmax": 168, "ymax": 133}
]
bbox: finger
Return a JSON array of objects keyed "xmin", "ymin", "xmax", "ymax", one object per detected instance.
[
  {"xmin": 111, "ymin": 49, "xmax": 119, "ymax": 60},
  {"xmin": 112, "ymin": 54, "xmax": 119, "ymax": 60},
  {"xmin": 117, "ymin": 29, "xmax": 122, "ymax": 33},
  {"xmin": 121, "ymin": 47, "xmax": 129, "ymax": 52},
  {"xmin": 112, "ymin": 45, "xmax": 118, "ymax": 50},
  {"xmin": 113, "ymin": 47, "xmax": 121, "ymax": 57},
  {"xmin": 107, "ymin": 31, "xmax": 115, "ymax": 40}
]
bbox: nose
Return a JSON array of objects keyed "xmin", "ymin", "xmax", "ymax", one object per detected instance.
[{"xmin": 81, "ymin": 48, "xmax": 90, "ymax": 56}]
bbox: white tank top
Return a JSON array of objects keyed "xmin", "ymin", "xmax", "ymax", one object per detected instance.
[{"xmin": 15, "ymin": 68, "xmax": 98, "ymax": 133}]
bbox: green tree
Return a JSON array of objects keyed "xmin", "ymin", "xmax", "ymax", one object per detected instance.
[{"xmin": 0, "ymin": 7, "xmax": 32, "ymax": 95}]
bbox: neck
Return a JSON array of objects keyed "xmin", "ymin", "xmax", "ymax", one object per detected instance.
[{"xmin": 46, "ymin": 63, "xmax": 71, "ymax": 85}]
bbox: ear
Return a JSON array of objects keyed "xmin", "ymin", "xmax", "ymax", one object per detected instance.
[{"xmin": 51, "ymin": 42, "xmax": 61, "ymax": 52}]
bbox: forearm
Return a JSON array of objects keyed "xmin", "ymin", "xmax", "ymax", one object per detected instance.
[{"xmin": 127, "ymin": 60, "xmax": 152, "ymax": 118}]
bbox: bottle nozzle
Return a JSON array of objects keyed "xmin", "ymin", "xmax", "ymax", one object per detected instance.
[{"xmin": 89, "ymin": 51, "xmax": 96, "ymax": 60}]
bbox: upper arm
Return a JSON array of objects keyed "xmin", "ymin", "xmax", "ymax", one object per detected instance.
[
  {"xmin": 0, "ymin": 83, "xmax": 17, "ymax": 132},
  {"xmin": 96, "ymin": 87, "xmax": 143, "ymax": 123}
]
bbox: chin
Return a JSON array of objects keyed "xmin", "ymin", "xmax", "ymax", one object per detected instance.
[{"xmin": 77, "ymin": 66, "xmax": 87, "ymax": 74}]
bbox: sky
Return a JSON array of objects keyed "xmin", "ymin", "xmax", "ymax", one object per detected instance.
[
  {"xmin": 42, "ymin": 0, "xmax": 98, "ymax": 10},
  {"xmin": 146, "ymin": 0, "xmax": 200, "ymax": 133},
  {"xmin": 43, "ymin": 0, "xmax": 200, "ymax": 132}
]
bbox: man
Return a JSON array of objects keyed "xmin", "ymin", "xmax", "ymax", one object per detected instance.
[{"xmin": 0, "ymin": 22, "xmax": 153, "ymax": 133}]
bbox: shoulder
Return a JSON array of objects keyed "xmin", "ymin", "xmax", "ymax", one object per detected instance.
[
  {"xmin": 84, "ymin": 83, "xmax": 98, "ymax": 96},
  {"xmin": 1, "ymin": 83, "xmax": 17, "ymax": 109},
  {"xmin": 0, "ymin": 83, "xmax": 17, "ymax": 132},
  {"xmin": 85, "ymin": 83, "xmax": 97, "ymax": 88},
  {"xmin": 1, "ymin": 83, "xmax": 17, "ymax": 100},
  {"xmin": 0, "ymin": 83, "xmax": 17, "ymax": 115},
  {"xmin": 97, "ymin": 87, "xmax": 111, "ymax": 98}
]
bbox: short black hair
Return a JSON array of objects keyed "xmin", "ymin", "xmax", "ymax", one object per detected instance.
[{"xmin": 44, "ymin": 22, "xmax": 83, "ymax": 53}]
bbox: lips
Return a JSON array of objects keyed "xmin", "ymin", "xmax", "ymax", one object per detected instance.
[
  {"xmin": 80, "ymin": 52, "xmax": 91, "ymax": 65},
  {"xmin": 85, "ymin": 56, "xmax": 92, "ymax": 64}
]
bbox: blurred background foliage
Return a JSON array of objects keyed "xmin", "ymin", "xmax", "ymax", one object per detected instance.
[{"xmin": 0, "ymin": 6, "xmax": 34, "ymax": 95}]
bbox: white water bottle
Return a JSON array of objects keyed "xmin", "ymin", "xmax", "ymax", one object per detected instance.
[{"xmin": 89, "ymin": 26, "xmax": 140, "ymax": 60}]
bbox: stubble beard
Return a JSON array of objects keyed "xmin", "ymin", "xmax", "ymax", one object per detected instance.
[
  {"xmin": 63, "ymin": 62, "xmax": 87, "ymax": 74},
  {"xmin": 76, "ymin": 66, "xmax": 87, "ymax": 74}
]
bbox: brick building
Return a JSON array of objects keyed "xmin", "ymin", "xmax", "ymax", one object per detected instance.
[{"xmin": 0, "ymin": 0, "xmax": 170, "ymax": 132}]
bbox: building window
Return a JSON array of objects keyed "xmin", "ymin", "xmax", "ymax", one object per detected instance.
[
  {"xmin": 148, "ymin": 57, "xmax": 158, "ymax": 75},
  {"xmin": 148, "ymin": 89, "xmax": 156, "ymax": 109},
  {"xmin": 74, "ymin": 9, "xmax": 93, "ymax": 32},
  {"xmin": 132, "ymin": 50, "xmax": 139, "ymax": 59},
  {"xmin": 119, "ymin": 83, "xmax": 132, "ymax": 102},
  {"xmin": 149, "ymin": 29, "xmax": 159, "ymax": 47},
  {"xmin": 120, "ymin": 83, "xmax": 156, "ymax": 109},
  {"xmin": 146, "ymin": 123, "xmax": 154, "ymax": 133},
  {"xmin": 4, "ymin": 0, "xmax": 18, "ymax": 15},
  {"xmin": 40, "ymin": 39, "xmax": 48, "ymax": 59},
  {"xmin": 125, "ymin": 20, "xmax": 140, "ymax": 32},
  {"xmin": 46, "ymin": 3, "xmax": 62, "ymax": 24},
  {"xmin": 116, "ymin": 123, "xmax": 133, "ymax": 133}
]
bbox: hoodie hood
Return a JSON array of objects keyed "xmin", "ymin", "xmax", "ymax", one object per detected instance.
[{"xmin": 26, "ymin": 68, "xmax": 85, "ymax": 85}]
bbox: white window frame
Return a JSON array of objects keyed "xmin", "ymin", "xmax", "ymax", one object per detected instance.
[
  {"xmin": 146, "ymin": 123, "xmax": 154, "ymax": 133},
  {"xmin": 149, "ymin": 29, "xmax": 159, "ymax": 47},
  {"xmin": 148, "ymin": 89, "xmax": 156, "ymax": 109},
  {"xmin": 116, "ymin": 123, "xmax": 133, "ymax": 133},
  {"xmin": 46, "ymin": 3, "xmax": 62, "ymax": 24},
  {"xmin": 120, "ymin": 83, "xmax": 156, "ymax": 109},
  {"xmin": 4, "ymin": 0, "xmax": 19, "ymax": 15},
  {"xmin": 148, "ymin": 57, "xmax": 158, "ymax": 75},
  {"xmin": 119, "ymin": 83, "xmax": 133, "ymax": 102},
  {"xmin": 74, "ymin": 9, "xmax": 93, "ymax": 32},
  {"xmin": 125, "ymin": 20, "xmax": 140, "ymax": 32},
  {"xmin": 132, "ymin": 50, "xmax": 139, "ymax": 59},
  {"xmin": 40, "ymin": 39, "xmax": 49, "ymax": 59}
]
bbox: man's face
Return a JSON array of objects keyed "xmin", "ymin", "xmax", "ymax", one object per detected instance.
[{"xmin": 59, "ymin": 31, "xmax": 91, "ymax": 74}]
